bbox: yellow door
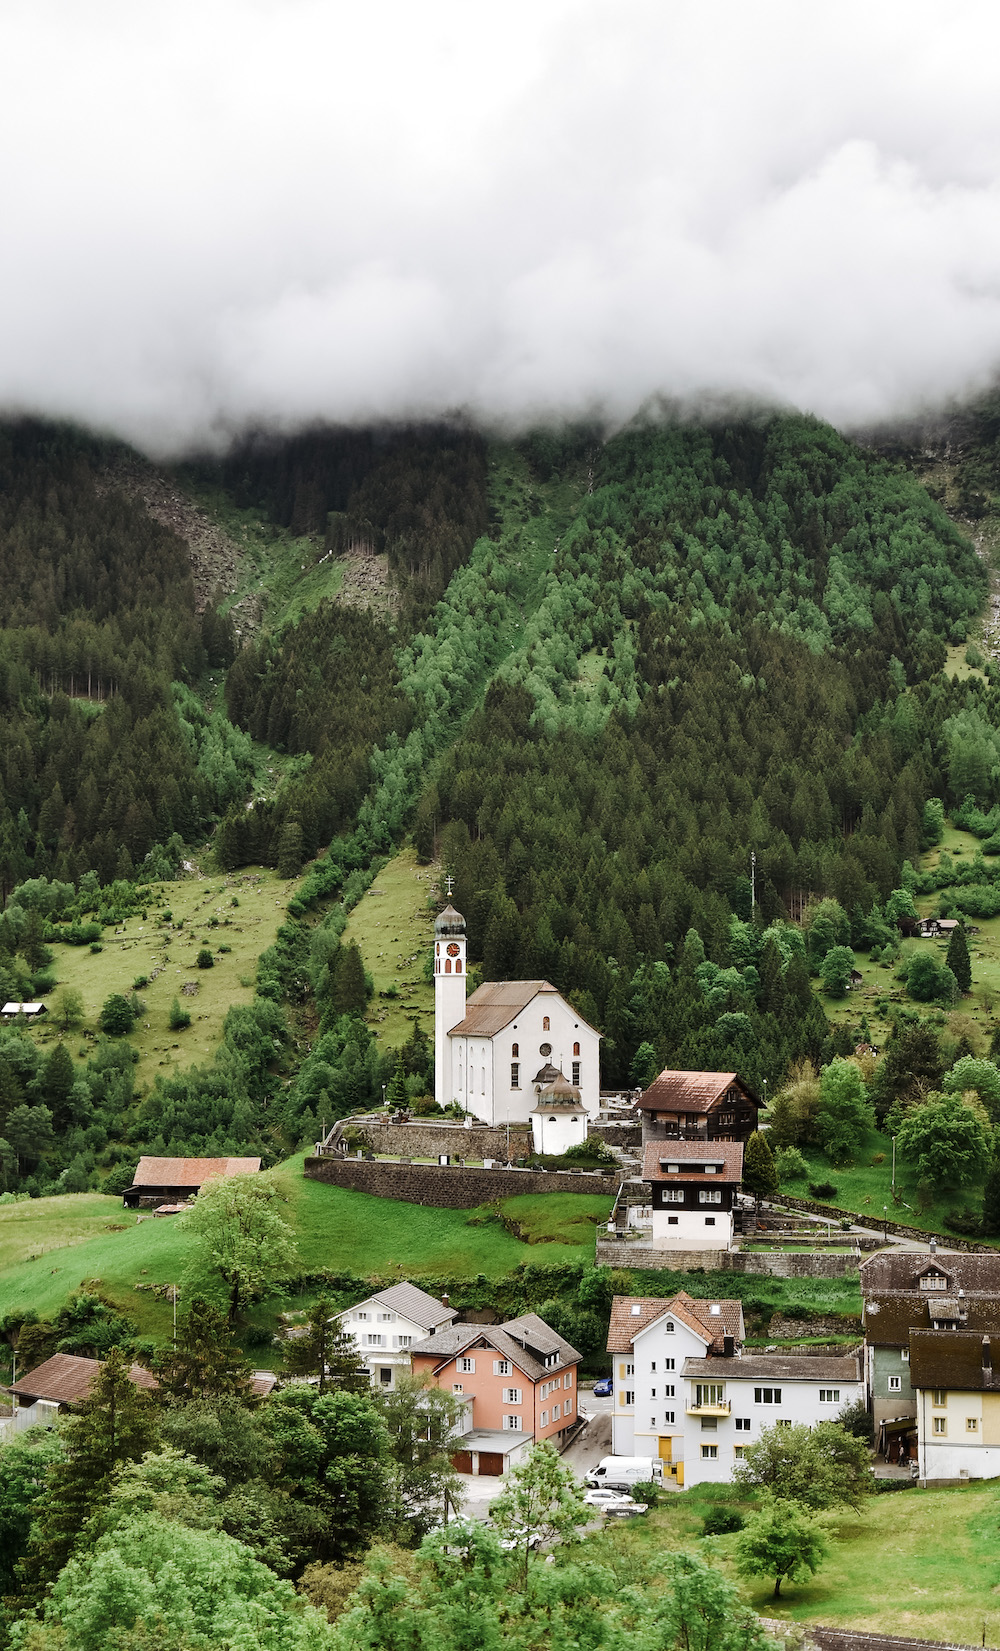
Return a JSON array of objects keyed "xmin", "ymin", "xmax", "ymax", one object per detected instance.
[
  {"xmin": 658, "ymin": 1436, "xmax": 672, "ymax": 1463},
  {"xmin": 675, "ymin": 1461, "xmax": 684, "ymax": 1487}
]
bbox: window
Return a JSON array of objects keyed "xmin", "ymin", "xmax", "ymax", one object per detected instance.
[
  {"xmin": 695, "ymin": 1384, "xmax": 725, "ymax": 1406},
  {"xmin": 452, "ymin": 1383, "xmax": 463, "ymax": 1394},
  {"xmin": 650, "ymin": 1361, "xmax": 656, "ymax": 1373},
  {"xmin": 573, "ymin": 1042, "xmax": 580, "ymax": 1057},
  {"xmin": 664, "ymin": 1385, "xmax": 675, "ymax": 1398},
  {"xmin": 564, "ymin": 1395, "xmax": 573, "ymax": 1414},
  {"xmin": 511, "ymin": 1064, "xmax": 520, "ymax": 1088},
  {"xmin": 901, "ymin": 1349, "xmax": 910, "ymax": 1362},
  {"xmin": 503, "ymin": 1415, "xmax": 522, "ymax": 1430},
  {"xmin": 378, "ymin": 1312, "xmax": 393, "ymax": 1322},
  {"xmin": 365, "ymin": 1334, "xmax": 384, "ymax": 1347},
  {"xmin": 564, "ymin": 1371, "xmax": 573, "ymax": 1388},
  {"xmin": 733, "ymin": 1445, "xmax": 745, "ymax": 1459},
  {"xmin": 663, "ymin": 1189, "xmax": 684, "ymax": 1203},
  {"xmin": 542, "ymin": 1016, "xmax": 550, "ymax": 1031},
  {"xmin": 630, "ymin": 1305, "xmax": 642, "ymax": 1316},
  {"xmin": 701, "ymin": 1417, "xmax": 717, "ymax": 1432},
  {"xmin": 623, "ymin": 1391, "xmax": 634, "ymax": 1406},
  {"xmin": 540, "ymin": 1410, "xmax": 549, "ymax": 1427},
  {"xmin": 668, "ymin": 1217, "xmax": 679, "ymax": 1225},
  {"xmin": 932, "ymin": 1417, "xmax": 946, "ymax": 1435},
  {"xmin": 650, "ymin": 1388, "xmax": 656, "ymax": 1399},
  {"xmin": 502, "ymin": 1388, "xmax": 522, "ymax": 1405},
  {"xmin": 664, "ymin": 1411, "xmax": 675, "ymax": 1424},
  {"xmin": 356, "ymin": 1312, "xmax": 369, "ymax": 1322},
  {"xmin": 776, "ymin": 1420, "xmax": 792, "ymax": 1429},
  {"xmin": 705, "ymin": 1218, "xmax": 716, "ymax": 1226},
  {"xmin": 967, "ymin": 1417, "xmax": 979, "ymax": 1432},
  {"xmin": 539, "ymin": 1043, "xmax": 552, "ymax": 1057},
  {"xmin": 664, "ymin": 1322, "xmax": 674, "ymax": 1334},
  {"xmin": 755, "ymin": 1388, "xmax": 782, "ymax": 1404},
  {"xmin": 701, "ymin": 1444, "xmax": 718, "ymax": 1459},
  {"xmin": 932, "ymin": 1390, "xmax": 947, "ymax": 1408},
  {"xmin": 493, "ymin": 1360, "xmax": 511, "ymax": 1376},
  {"xmin": 920, "ymin": 1273, "xmax": 948, "ymax": 1291},
  {"xmin": 511, "ymin": 1043, "xmax": 519, "ymax": 1057},
  {"xmin": 397, "ymin": 1335, "xmax": 412, "ymax": 1348},
  {"xmin": 735, "ymin": 1417, "xmax": 750, "ymax": 1431},
  {"xmin": 622, "ymin": 1362, "xmax": 634, "ymax": 1377},
  {"xmin": 651, "ymin": 1417, "xmax": 657, "ymax": 1428},
  {"xmin": 379, "ymin": 1368, "xmax": 392, "ymax": 1385},
  {"xmin": 664, "ymin": 1358, "xmax": 675, "ymax": 1371},
  {"xmin": 572, "ymin": 1062, "xmax": 580, "ymax": 1085},
  {"xmin": 698, "ymin": 1190, "xmax": 723, "ymax": 1205},
  {"xmin": 819, "ymin": 1390, "xmax": 840, "ymax": 1404},
  {"xmin": 552, "ymin": 1403, "xmax": 561, "ymax": 1420},
  {"xmin": 458, "ymin": 1357, "xmax": 476, "ymax": 1374},
  {"xmin": 888, "ymin": 1376, "xmax": 901, "ymax": 1393}
]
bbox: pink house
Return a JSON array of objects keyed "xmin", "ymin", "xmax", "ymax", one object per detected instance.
[{"xmin": 410, "ymin": 1312, "xmax": 582, "ymax": 1475}]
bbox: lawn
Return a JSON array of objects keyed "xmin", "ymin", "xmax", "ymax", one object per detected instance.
[
  {"xmin": 31, "ymin": 864, "xmax": 294, "ymax": 1092},
  {"xmin": 342, "ymin": 844, "xmax": 436, "ymax": 1051},
  {"xmin": 775, "ymin": 1129, "xmax": 998, "ymax": 1243},
  {"xmin": 0, "ymin": 1161, "xmax": 609, "ymax": 1348}
]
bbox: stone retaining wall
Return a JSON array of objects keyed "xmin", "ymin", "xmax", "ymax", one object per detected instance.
[
  {"xmin": 594, "ymin": 1236, "xmax": 861, "ymax": 1277},
  {"xmin": 757, "ymin": 1621, "xmax": 980, "ymax": 1651},
  {"xmin": 305, "ymin": 1156, "xmax": 620, "ymax": 1209},
  {"xmin": 333, "ymin": 1119, "xmax": 527, "ymax": 1160}
]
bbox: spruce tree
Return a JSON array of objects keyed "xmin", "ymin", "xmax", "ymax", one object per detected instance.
[
  {"xmin": 153, "ymin": 1296, "xmax": 254, "ymax": 1401},
  {"xmin": 946, "ymin": 923, "xmax": 972, "ymax": 993},
  {"xmin": 742, "ymin": 1130, "xmax": 779, "ymax": 1202},
  {"xmin": 982, "ymin": 1158, "xmax": 1000, "ymax": 1236},
  {"xmin": 283, "ymin": 1297, "xmax": 369, "ymax": 1394},
  {"xmin": 22, "ymin": 1346, "xmax": 159, "ymax": 1591},
  {"xmin": 332, "ymin": 941, "xmax": 368, "ymax": 1016}
]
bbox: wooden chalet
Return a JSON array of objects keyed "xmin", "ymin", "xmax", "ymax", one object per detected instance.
[
  {"xmin": 122, "ymin": 1155, "xmax": 261, "ymax": 1209},
  {"xmin": 636, "ymin": 1069, "xmax": 758, "ymax": 1145}
]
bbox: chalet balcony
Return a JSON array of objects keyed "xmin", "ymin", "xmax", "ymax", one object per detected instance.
[{"xmin": 685, "ymin": 1400, "xmax": 730, "ymax": 1417}]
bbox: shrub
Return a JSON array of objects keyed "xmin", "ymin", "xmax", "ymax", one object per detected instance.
[
  {"xmin": 702, "ymin": 1507, "xmax": 745, "ymax": 1536},
  {"xmin": 808, "ymin": 1181, "xmax": 838, "ymax": 1200},
  {"xmin": 775, "ymin": 1147, "xmax": 808, "ymax": 1183},
  {"xmin": 169, "ymin": 998, "xmax": 191, "ymax": 1031},
  {"xmin": 99, "ymin": 993, "xmax": 136, "ymax": 1037},
  {"xmin": 196, "ymin": 949, "xmax": 214, "ymax": 970},
  {"xmin": 90, "ymin": 942, "xmax": 103, "ymax": 954},
  {"xmin": 870, "ymin": 1152, "xmax": 885, "ymax": 1165},
  {"xmin": 132, "ymin": 976, "xmax": 149, "ymax": 990}
]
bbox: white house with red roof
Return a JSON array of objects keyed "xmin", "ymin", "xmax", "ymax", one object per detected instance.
[
  {"xmin": 606, "ymin": 1291, "xmax": 745, "ymax": 1472},
  {"xmin": 645, "ymin": 1140, "xmax": 744, "ymax": 1250},
  {"xmin": 433, "ymin": 905, "xmax": 600, "ymax": 1141}
]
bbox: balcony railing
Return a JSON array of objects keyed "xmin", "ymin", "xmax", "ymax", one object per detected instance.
[{"xmin": 686, "ymin": 1400, "xmax": 730, "ymax": 1417}]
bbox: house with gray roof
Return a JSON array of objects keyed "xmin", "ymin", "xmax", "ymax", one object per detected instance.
[
  {"xmin": 909, "ymin": 1329, "xmax": 1000, "ymax": 1483},
  {"xmin": 337, "ymin": 1282, "xmax": 458, "ymax": 1391}
]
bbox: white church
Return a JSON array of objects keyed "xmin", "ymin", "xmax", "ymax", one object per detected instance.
[{"xmin": 433, "ymin": 904, "xmax": 601, "ymax": 1154}]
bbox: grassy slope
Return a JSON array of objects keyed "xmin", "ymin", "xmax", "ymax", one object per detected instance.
[
  {"xmin": 630, "ymin": 1480, "xmax": 1000, "ymax": 1641},
  {"xmin": 0, "ymin": 1161, "xmax": 613, "ymax": 1344},
  {"xmin": 35, "ymin": 865, "xmax": 295, "ymax": 1090},
  {"xmin": 342, "ymin": 845, "xmax": 436, "ymax": 1050}
]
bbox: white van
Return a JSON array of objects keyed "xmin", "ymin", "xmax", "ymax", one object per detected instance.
[{"xmin": 584, "ymin": 1456, "xmax": 663, "ymax": 1491}]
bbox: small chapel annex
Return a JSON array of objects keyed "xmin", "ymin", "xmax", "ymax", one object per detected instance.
[{"xmin": 433, "ymin": 904, "xmax": 600, "ymax": 1148}]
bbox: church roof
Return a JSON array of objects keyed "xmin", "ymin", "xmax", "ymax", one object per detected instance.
[
  {"xmin": 434, "ymin": 904, "xmax": 466, "ymax": 937},
  {"xmin": 447, "ymin": 980, "xmax": 560, "ymax": 1038}
]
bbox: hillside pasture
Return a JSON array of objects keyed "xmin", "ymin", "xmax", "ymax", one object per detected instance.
[
  {"xmin": 342, "ymin": 845, "xmax": 436, "ymax": 1050},
  {"xmin": 29, "ymin": 865, "xmax": 294, "ymax": 1089}
]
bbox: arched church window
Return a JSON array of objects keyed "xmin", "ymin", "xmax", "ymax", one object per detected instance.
[
  {"xmin": 549, "ymin": 1116, "xmax": 557, "ymax": 1123},
  {"xmin": 573, "ymin": 1042, "xmax": 580, "ymax": 1057},
  {"xmin": 456, "ymin": 960, "xmax": 462, "ymax": 973},
  {"xmin": 445, "ymin": 959, "xmax": 451, "ymax": 973},
  {"xmin": 542, "ymin": 1016, "xmax": 550, "ymax": 1031},
  {"xmin": 511, "ymin": 1043, "xmax": 519, "ymax": 1056}
]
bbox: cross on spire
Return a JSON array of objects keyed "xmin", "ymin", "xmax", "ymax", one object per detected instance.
[{"xmin": 445, "ymin": 874, "xmax": 454, "ymax": 896}]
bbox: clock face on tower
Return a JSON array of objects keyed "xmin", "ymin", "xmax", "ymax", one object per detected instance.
[{"xmin": 446, "ymin": 942, "xmax": 460, "ymax": 957}]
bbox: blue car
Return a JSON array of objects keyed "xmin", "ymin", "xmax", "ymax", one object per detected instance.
[{"xmin": 592, "ymin": 1377, "xmax": 613, "ymax": 1397}]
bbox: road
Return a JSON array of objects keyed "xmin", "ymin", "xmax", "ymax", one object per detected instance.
[{"xmin": 451, "ymin": 1392, "xmax": 614, "ymax": 1521}]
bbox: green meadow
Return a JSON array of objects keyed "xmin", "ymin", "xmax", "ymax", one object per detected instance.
[
  {"xmin": 342, "ymin": 844, "xmax": 436, "ymax": 1050},
  {"xmin": 29, "ymin": 865, "xmax": 294, "ymax": 1089},
  {"xmin": 0, "ymin": 1160, "xmax": 613, "ymax": 1348}
]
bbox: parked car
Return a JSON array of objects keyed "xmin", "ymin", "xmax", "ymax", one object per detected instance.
[
  {"xmin": 603, "ymin": 1500, "xmax": 648, "ymax": 1519},
  {"xmin": 497, "ymin": 1526, "xmax": 542, "ymax": 1552},
  {"xmin": 592, "ymin": 1377, "xmax": 613, "ymax": 1397},
  {"xmin": 584, "ymin": 1487, "xmax": 629, "ymax": 1508}
]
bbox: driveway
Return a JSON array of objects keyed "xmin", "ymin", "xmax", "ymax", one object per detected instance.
[{"xmin": 450, "ymin": 1393, "xmax": 615, "ymax": 1522}]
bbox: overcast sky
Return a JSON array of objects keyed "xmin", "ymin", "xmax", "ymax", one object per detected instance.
[{"xmin": 4, "ymin": 0, "xmax": 1000, "ymax": 452}]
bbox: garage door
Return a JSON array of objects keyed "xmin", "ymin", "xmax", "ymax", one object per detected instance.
[
  {"xmin": 451, "ymin": 1451, "xmax": 473, "ymax": 1474},
  {"xmin": 478, "ymin": 1452, "xmax": 505, "ymax": 1476}
]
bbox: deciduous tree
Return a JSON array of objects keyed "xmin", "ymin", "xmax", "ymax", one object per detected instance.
[
  {"xmin": 734, "ymin": 1420, "xmax": 873, "ymax": 1511},
  {"xmin": 183, "ymin": 1173, "xmax": 298, "ymax": 1324},
  {"xmin": 735, "ymin": 1495, "xmax": 828, "ymax": 1599}
]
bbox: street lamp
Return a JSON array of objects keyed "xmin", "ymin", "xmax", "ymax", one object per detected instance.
[
  {"xmin": 381, "ymin": 1083, "xmax": 387, "ymax": 1111},
  {"xmin": 883, "ymin": 1205, "xmax": 889, "ymax": 1243},
  {"xmin": 891, "ymin": 1135, "xmax": 896, "ymax": 1198}
]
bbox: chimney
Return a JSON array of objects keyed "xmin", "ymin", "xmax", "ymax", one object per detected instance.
[
  {"xmin": 930, "ymin": 1238, "xmax": 937, "ymax": 1254},
  {"xmin": 442, "ymin": 1294, "xmax": 450, "ymax": 1309},
  {"xmin": 984, "ymin": 1336, "xmax": 992, "ymax": 1373},
  {"xmin": 723, "ymin": 1334, "xmax": 735, "ymax": 1358}
]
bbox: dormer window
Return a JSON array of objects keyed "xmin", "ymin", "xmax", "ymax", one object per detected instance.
[
  {"xmin": 630, "ymin": 1304, "xmax": 642, "ymax": 1316},
  {"xmin": 709, "ymin": 1304, "xmax": 721, "ymax": 1316},
  {"xmin": 920, "ymin": 1273, "xmax": 948, "ymax": 1291},
  {"xmin": 661, "ymin": 1163, "xmax": 680, "ymax": 1174}
]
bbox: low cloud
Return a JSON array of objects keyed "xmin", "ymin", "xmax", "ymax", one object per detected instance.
[{"xmin": 3, "ymin": 0, "xmax": 1000, "ymax": 451}]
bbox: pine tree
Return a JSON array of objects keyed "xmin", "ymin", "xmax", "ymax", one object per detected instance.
[
  {"xmin": 332, "ymin": 941, "xmax": 368, "ymax": 1016},
  {"xmin": 22, "ymin": 1346, "xmax": 159, "ymax": 1591},
  {"xmin": 983, "ymin": 1158, "xmax": 1000, "ymax": 1236},
  {"xmin": 153, "ymin": 1296, "xmax": 254, "ymax": 1400},
  {"xmin": 386, "ymin": 1056, "xmax": 408, "ymax": 1109},
  {"xmin": 946, "ymin": 923, "xmax": 972, "ymax": 993},
  {"xmin": 283, "ymin": 1297, "xmax": 369, "ymax": 1394},
  {"xmin": 742, "ymin": 1129, "xmax": 778, "ymax": 1201},
  {"xmin": 277, "ymin": 819, "xmax": 304, "ymax": 878}
]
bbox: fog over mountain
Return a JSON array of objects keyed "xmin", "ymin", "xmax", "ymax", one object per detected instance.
[{"xmin": 4, "ymin": 0, "xmax": 1000, "ymax": 452}]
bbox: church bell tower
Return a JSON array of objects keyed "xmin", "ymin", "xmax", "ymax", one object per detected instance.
[{"xmin": 434, "ymin": 902, "xmax": 467, "ymax": 1108}]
